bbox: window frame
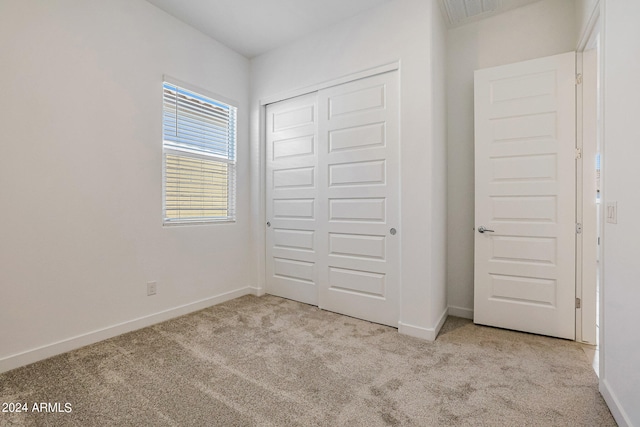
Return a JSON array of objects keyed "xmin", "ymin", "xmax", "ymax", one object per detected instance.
[{"xmin": 161, "ymin": 76, "xmax": 238, "ymax": 226}]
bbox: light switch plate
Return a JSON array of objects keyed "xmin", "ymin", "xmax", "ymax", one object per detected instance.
[{"xmin": 606, "ymin": 202, "xmax": 617, "ymax": 224}]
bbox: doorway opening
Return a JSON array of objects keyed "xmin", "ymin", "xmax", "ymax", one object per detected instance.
[{"xmin": 577, "ymin": 13, "xmax": 602, "ymax": 376}]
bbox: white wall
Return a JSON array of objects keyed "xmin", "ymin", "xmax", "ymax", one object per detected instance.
[
  {"xmin": 445, "ymin": 0, "xmax": 577, "ymax": 317},
  {"xmin": 600, "ymin": 1, "xmax": 640, "ymax": 424},
  {"xmin": 430, "ymin": 4, "xmax": 448, "ymax": 327},
  {"xmin": 250, "ymin": 0, "xmax": 448, "ymax": 338},
  {"xmin": 0, "ymin": 0, "xmax": 253, "ymax": 372}
]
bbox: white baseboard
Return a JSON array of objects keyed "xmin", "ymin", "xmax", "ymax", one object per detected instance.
[
  {"xmin": 0, "ymin": 287, "xmax": 251, "ymax": 374},
  {"xmin": 600, "ymin": 378, "xmax": 632, "ymax": 427},
  {"xmin": 398, "ymin": 307, "xmax": 449, "ymax": 341},
  {"xmin": 448, "ymin": 305, "xmax": 474, "ymax": 319},
  {"xmin": 249, "ymin": 286, "xmax": 266, "ymax": 297}
]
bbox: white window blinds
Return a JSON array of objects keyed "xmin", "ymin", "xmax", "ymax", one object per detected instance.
[{"xmin": 162, "ymin": 81, "xmax": 237, "ymax": 224}]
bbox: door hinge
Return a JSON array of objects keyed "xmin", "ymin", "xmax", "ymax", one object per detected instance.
[
  {"xmin": 576, "ymin": 148, "xmax": 582, "ymax": 160},
  {"xmin": 576, "ymin": 73, "xmax": 583, "ymax": 85},
  {"xmin": 576, "ymin": 223, "xmax": 583, "ymax": 234},
  {"xmin": 576, "ymin": 297, "xmax": 581, "ymax": 309}
]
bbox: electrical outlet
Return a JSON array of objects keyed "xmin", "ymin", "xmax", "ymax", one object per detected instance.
[
  {"xmin": 606, "ymin": 202, "xmax": 617, "ymax": 224},
  {"xmin": 147, "ymin": 281, "xmax": 157, "ymax": 296}
]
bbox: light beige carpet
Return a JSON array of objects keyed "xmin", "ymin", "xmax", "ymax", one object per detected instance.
[{"xmin": 0, "ymin": 295, "xmax": 615, "ymax": 426}]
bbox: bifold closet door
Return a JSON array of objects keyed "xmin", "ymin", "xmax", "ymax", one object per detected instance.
[
  {"xmin": 265, "ymin": 71, "xmax": 400, "ymax": 327},
  {"xmin": 316, "ymin": 71, "xmax": 400, "ymax": 327},
  {"xmin": 265, "ymin": 93, "xmax": 319, "ymax": 305}
]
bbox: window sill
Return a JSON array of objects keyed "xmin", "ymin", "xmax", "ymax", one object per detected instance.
[{"xmin": 163, "ymin": 219, "xmax": 236, "ymax": 227}]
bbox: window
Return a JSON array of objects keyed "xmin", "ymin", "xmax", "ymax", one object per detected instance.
[{"xmin": 162, "ymin": 80, "xmax": 237, "ymax": 224}]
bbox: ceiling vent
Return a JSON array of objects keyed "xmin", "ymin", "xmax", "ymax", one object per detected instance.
[
  {"xmin": 442, "ymin": 0, "xmax": 500, "ymax": 26},
  {"xmin": 439, "ymin": 0, "xmax": 542, "ymax": 28}
]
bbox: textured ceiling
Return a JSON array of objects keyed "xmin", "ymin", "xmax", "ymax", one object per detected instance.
[{"xmin": 146, "ymin": 0, "xmax": 392, "ymax": 58}]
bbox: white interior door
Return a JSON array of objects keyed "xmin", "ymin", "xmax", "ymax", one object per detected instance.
[
  {"xmin": 474, "ymin": 52, "xmax": 577, "ymax": 340},
  {"xmin": 265, "ymin": 93, "xmax": 319, "ymax": 305},
  {"xmin": 317, "ymin": 72, "xmax": 400, "ymax": 327}
]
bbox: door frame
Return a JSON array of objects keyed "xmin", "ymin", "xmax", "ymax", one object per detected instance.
[
  {"xmin": 576, "ymin": 0, "xmax": 604, "ymax": 357},
  {"xmin": 576, "ymin": 25, "xmax": 601, "ymax": 346}
]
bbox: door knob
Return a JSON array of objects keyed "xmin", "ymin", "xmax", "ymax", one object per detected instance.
[
  {"xmin": 478, "ymin": 226, "xmax": 494, "ymax": 233},
  {"xmin": 266, "ymin": 221, "xmax": 271, "ymax": 227},
  {"xmin": 390, "ymin": 228, "xmax": 397, "ymax": 235}
]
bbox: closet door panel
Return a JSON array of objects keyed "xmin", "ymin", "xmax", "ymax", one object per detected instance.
[
  {"xmin": 317, "ymin": 71, "xmax": 400, "ymax": 327},
  {"xmin": 265, "ymin": 71, "xmax": 400, "ymax": 327},
  {"xmin": 265, "ymin": 93, "xmax": 319, "ymax": 305}
]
